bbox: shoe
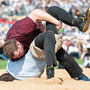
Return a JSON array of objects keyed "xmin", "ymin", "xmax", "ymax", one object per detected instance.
[
  {"xmin": 46, "ymin": 66, "xmax": 54, "ymax": 79},
  {"xmin": 0, "ymin": 73, "xmax": 15, "ymax": 82},
  {"xmin": 78, "ymin": 73, "xmax": 90, "ymax": 81},
  {"xmin": 78, "ymin": 8, "xmax": 90, "ymax": 32}
]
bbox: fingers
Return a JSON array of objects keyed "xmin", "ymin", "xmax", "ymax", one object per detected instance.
[{"xmin": 56, "ymin": 20, "xmax": 62, "ymax": 31}]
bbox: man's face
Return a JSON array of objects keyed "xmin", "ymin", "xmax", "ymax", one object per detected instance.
[{"xmin": 12, "ymin": 41, "xmax": 24, "ymax": 59}]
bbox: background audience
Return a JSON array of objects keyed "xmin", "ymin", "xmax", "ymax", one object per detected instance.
[{"xmin": 0, "ymin": 0, "xmax": 90, "ymax": 67}]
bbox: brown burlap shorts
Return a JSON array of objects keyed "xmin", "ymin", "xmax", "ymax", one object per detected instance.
[{"xmin": 30, "ymin": 34, "xmax": 63, "ymax": 60}]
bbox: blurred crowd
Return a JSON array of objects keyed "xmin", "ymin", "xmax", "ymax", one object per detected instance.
[
  {"xmin": 0, "ymin": 0, "xmax": 90, "ymax": 67},
  {"xmin": 0, "ymin": 0, "xmax": 90, "ymax": 17}
]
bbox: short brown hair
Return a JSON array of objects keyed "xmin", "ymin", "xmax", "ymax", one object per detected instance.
[{"xmin": 3, "ymin": 39, "xmax": 18, "ymax": 58}]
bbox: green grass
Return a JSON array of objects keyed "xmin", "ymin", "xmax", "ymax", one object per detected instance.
[
  {"xmin": 75, "ymin": 58, "xmax": 84, "ymax": 64},
  {"xmin": 0, "ymin": 58, "xmax": 84, "ymax": 69},
  {"xmin": 0, "ymin": 59, "xmax": 8, "ymax": 69},
  {"xmin": 54, "ymin": 58, "xmax": 84, "ymax": 69}
]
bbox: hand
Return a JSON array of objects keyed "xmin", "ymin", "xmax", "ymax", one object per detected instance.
[
  {"xmin": 38, "ymin": 21, "xmax": 46, "ymax": 32},
  {"xmin": 56, "ymin": 20, "xmax": 62, "ymax": 31}
]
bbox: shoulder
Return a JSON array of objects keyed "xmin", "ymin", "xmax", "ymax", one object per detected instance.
[{"xmin": 28, "ymin": 9, "xmax": 40, "ymax": 23}]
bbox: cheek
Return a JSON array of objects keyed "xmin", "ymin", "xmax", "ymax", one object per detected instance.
[{"xmin": 21, "ymin": 47, "xmax": 24, "ymax": 53}]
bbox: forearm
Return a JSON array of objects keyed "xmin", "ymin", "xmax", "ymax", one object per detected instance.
[{"xmin": 28, "ymin": 9, "xmax": 62, "ymax": 28}]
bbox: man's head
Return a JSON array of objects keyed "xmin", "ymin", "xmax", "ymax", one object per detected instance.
[{"xmin": 3, "ymin": 39, "xmax": 24, "ymax": 60}]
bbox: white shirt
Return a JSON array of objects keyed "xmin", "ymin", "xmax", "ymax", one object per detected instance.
[{"xmin": 7, "ymin": 50, "xmax": 46, "ymax": 80}]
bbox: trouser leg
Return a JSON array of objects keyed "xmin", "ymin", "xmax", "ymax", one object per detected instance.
[
  {"xmin": 35, "ymin": 31, "xmax": 57, "ymax": 66},
  {"xmin": 46, "ymin": 6, "xmax": 74, "ymax": 33},
  {"xmin": 46, "ymin": 6, "xmax": 79, "ymax": 33},
  {"xmin": 46, "ymin": 6, "xmax": 83, "ymax": 78},
  {"xmin": 56, "ymin": 48, "xmax": 83, "ymax": 78},
  {"xmin": 47, "ymin": 6, "xmax": 74, "ymax": 26}
]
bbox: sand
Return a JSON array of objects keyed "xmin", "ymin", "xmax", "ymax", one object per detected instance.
[{"xmin": 0, "ymin": 68, "xmax": 90, "ymax": 90}]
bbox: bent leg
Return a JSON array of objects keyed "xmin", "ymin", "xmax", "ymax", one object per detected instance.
[
  {"xmin": 56, "ymin": 48, "xmax": 83, "ymax": 78},
  {"xmin": 46, "ymin": 6, "xmax": 90, "ymax": 32},
  {"xmin": 46, "ymin": 6, "xmax": 75, "ymax": 34},
  {"xmin": 35, "ymin": 31, "xmax": 57, "ymax": 66},
  {"xmin": 45, "ymin": 6, "xmax": 83, "ymax": 78},
  {"xmin": 47, "ymin": 6, "xmax": 74, "ymax": 26}
]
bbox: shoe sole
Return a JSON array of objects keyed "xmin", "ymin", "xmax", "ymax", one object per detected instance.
[{"xmin": 82, "ymin": 8, "xmax": 90, "ymax": 32}]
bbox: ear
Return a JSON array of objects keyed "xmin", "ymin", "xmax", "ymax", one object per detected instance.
[{"xmin": 16, "ymin": 41, "xmax": 21, "ymax": 47}]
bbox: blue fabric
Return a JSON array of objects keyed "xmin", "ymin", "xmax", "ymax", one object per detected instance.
[
  {"xmin": 7, "ymin": 50, "xmax": 46, "ymax": 80},
  {"xmin": 79, "ymin": 74, "xmax": 90, "ymax": 81}
]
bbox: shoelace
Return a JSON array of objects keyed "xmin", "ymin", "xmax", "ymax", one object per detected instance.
[{"xmin": 81, "ymin": 14, "xmax": 87, "ymax": 22}]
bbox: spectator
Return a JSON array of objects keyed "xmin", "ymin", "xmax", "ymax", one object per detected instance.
[
  {"xmin": 80, "ymin": 44, "xmax": 90, "ymax": 68},
  {"xmin": 0, "ymin": 0, "xmax": 89, "ymax": 60}
]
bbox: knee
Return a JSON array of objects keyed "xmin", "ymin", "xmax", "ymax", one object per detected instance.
[
  {"xmin": 45, "ymin": 31, "xmax": 54, "ymax": 37},
  {"xmin": 47, "ymin": 6, "xmax": 57, "ymax": 13},
  {"xmin": 44, "ymin": 31, "xmax": 55, "ymax": 41}
]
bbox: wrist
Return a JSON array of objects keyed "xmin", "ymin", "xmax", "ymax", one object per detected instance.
[{"xmin": 55, "ymin": 21, "xmax": 61, "ymax": 26}]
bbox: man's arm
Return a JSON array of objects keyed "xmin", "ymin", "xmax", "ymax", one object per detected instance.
[{"xmin": 28, "ymin": 9, "xmax": 62, "ymax": 30}]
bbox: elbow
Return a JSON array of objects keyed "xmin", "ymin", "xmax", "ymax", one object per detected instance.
[
  {"xmin": 28, "ymin": 9, "xmax": 43, "ymax": 21},
  {"xmin": 33, "ymin": 9, "xmax": 41, "ymax": 13},
  {"xmin": 31, "ymin": 9, "xmax": 40, "ymax": 20},
  {"xmin": 33, "ymin": 9, "xmax": 40, "ymax": 15}
]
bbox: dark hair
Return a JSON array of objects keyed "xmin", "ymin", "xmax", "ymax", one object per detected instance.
[{"xmin": 3, "ymin": 39, "xmax": 18, "ymax": 58}]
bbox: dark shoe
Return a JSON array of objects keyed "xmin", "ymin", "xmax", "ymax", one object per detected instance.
[
  {"xmin": 77, "ymin": 8, "xmax": 90, "ymax": 32},
  {"xmin": 46, "ymin": 66, "xmax": 54, "ymax": 79},
  {"xmin": 78, "ymin": 73, "xmax": 90, "ymax": 81},
  {"xmin": 0, "ymin": 73, "xmax": 15, "ymax": 82}
]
